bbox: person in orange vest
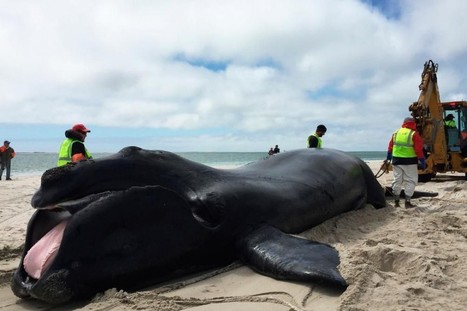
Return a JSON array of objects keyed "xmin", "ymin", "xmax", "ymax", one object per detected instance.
[
  {"xmin": 386, "ymin": 117, "xmax": 426, "ymax": 208},
  {"xmin": 57, "ymin": 124, "xmax": 92, "ymax": 166},
  {"xmin": 0, "ymin": 140, "xmax": 16, "ymax": 180}
]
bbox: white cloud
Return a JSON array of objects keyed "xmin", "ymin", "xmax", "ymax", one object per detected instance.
[{"xmin": 1, "ymin": 0, "xmax": 466, "ymax": 152}]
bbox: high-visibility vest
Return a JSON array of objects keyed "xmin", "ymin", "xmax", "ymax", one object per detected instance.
[
  {"xmin": 444, "ymin": 120, "xmax": 456, "ymax": 128},
  {"xmin": 307, "ymin": 133, "xmax": 323, "ymax": 148},
  {"xmin": 392, "ymin": 128, "xmax": 416, "ymax": 158},
  {"xmin": 57, "ymin": 138, "xmax": 92, "ymax": 166}
]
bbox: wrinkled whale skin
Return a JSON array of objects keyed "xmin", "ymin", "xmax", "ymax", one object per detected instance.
[{"xmin": 11, "ymin": 147, "xmax": 386, "ymax": 304}]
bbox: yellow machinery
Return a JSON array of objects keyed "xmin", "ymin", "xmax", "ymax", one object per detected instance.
[{"xmin": 407, "ymin": 60, "xmax": 467, "ymax": 181}]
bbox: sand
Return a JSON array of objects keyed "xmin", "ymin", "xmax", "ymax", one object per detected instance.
[{"xmin": 0, "ymin": 161, "xmax": 465, "ymax": 311}]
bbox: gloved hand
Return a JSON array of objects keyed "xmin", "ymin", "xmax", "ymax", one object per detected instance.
[
  {"xmin": 386, "ymin": 151, "xmax": 392, "ymax": 161},
  {"xmin": 419, "ymin": 158, "xmax": 426, "ymax": 170}
]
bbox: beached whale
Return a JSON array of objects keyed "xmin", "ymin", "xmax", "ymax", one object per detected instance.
[{"xmin": 11, "ymin": 147, "xmax": 386, "ymax": 304}]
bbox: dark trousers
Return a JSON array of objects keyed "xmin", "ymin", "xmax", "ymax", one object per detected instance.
[{"xmin": 0, "ymin": 161, "xmax": 11, "ymax": 179}]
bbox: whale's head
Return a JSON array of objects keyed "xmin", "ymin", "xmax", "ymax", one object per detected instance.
[{"xmin": 11, "ymin": 147, "xmax": 228, "ymax": 304}]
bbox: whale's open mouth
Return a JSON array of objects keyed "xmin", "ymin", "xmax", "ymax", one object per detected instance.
[
  {"xmin": 23, "ymin": 191, "xmax": 118, "ymax": 283},
  {"xmin": 24, "ymin": 219, "xmax": 69, "ymax": 280}
]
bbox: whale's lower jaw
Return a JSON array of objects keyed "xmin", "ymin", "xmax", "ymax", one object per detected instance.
[{"xmin": 12, "ymin": 268, "xmax": 73, "ymax": 305}]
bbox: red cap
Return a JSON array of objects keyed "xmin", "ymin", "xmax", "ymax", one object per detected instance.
[{"xmin": 72, "ymin": 123, "xmax": 91, "ymax": 133}]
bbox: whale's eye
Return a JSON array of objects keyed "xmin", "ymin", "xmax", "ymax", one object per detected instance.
[{"xmin": 191, "ymin": 192, "xmax": 225, "ymax": 228}]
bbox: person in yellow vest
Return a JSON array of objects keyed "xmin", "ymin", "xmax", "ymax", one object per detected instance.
[
  {"xmin": 0, "ymin": 140, "xmax": 15, "ymax": 180},
  {"xmin": 307, "ymin": 124, "xmax": 327, "ymax": 148},
  {"xmin": 444, "ymin": 114, "xmax": 456, "ymax": 128},
  {"xmin": 57, "ymin": 124, "xmax": 92, "ymax": 166},
  {"xmin": 386, "ymin": 117, "xmax": 425, "ymax": 208}
]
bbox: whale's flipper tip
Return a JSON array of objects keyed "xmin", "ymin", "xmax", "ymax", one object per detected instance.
[{"xmin": 236, "ymin": 225, "xmax": 348, "ymax": 288}]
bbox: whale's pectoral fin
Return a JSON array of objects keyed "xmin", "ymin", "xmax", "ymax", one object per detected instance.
[{"xmin": 236, "ymin": 226, "xmax": 347, "ymax": 288}]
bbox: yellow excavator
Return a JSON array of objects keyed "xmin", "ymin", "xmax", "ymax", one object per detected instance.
[{"xmin": 384, "ymin": 60, "xmax": 467, "ymax": 181}]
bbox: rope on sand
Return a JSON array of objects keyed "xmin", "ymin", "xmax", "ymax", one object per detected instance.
[
  {"xmin": 152, "ymin": 262, "xmax": 243, "ymax": 294},
  {"xmin": 137, "ymin": 262, "xmax": 306, "ymax": 311}
]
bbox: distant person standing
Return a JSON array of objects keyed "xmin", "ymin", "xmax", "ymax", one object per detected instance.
[
  {"xmin": 273, "ymin": 145, "xmax": 280, "ymax": 153},
  {"xmin": 307, "ymin": 124, "xmax": 327, "ymax": 148},
  {"xmin": 57, "ymin": 124, "xmax": 93, "ymax": 166},
  {"xmin": 0, "ymin": 140, "xmax": 15, "ymax": 180},
  {"xmin": 386, "ymin": 117, "xmax": 425, "ymax": 208}
]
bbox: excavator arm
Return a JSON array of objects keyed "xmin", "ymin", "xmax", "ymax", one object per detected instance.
[{"xmin": 409, "ymin": 60, "xmax": 448, "ymax": 173}]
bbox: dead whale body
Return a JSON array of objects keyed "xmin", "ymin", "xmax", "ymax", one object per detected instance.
[{"xmin": 11, "ymin": 147, "xmax": 386, "ymax": 304}]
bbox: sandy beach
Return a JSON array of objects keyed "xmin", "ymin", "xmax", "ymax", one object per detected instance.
[{"xmin": 0, "ymin": 161, "xmax": 466, "ymax": 311}]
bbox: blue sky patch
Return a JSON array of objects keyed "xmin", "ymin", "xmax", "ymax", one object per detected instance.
[
  {"xmin": 174, "ymin": 53, "xmax": 229, "ymax": 72},
  {"xmin": 361, "ymin": 0, "xmax": 402, "ymax": 20}
]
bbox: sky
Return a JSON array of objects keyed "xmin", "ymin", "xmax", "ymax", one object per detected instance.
[{"xmin": 1, "ymin": 0, "xmax": 466, "ymax": 153}]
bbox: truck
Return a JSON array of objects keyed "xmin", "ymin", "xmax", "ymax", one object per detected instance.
[{"xmin": 404, "ymin": 60, "xmax": 467, "ymax": 181}]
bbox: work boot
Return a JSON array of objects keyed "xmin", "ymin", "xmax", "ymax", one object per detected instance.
[
  {"xmin": 405, "ymin": 200, "xmax": 416, "ymax": 208},
  {"xmin": 394, "ymin": 195, "xmax": 400, "ymax": 208}
]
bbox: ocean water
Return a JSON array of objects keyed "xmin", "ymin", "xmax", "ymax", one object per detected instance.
[{"xmin": 9, "ymin": 150, "xmax": 386, "ymax": 177}]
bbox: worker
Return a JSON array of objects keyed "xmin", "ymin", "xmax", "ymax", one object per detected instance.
[
  {"xmin": 386, "ymin": 117, "xmax": 426, "ymax": 208},
  {"xmin": 0, "ymin": 140, "xmax": 15, "ymax": 180},
  {"xmin": 307, "ymin": 124, "xmax": 327, "ymax": 148},
  {"xmin": 444, "ymin": 114, "xmax": 456, "ymax": 128},
  {"xmin": 57, "ymin": 123, "xmax": 92, "ymax": 166}
]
